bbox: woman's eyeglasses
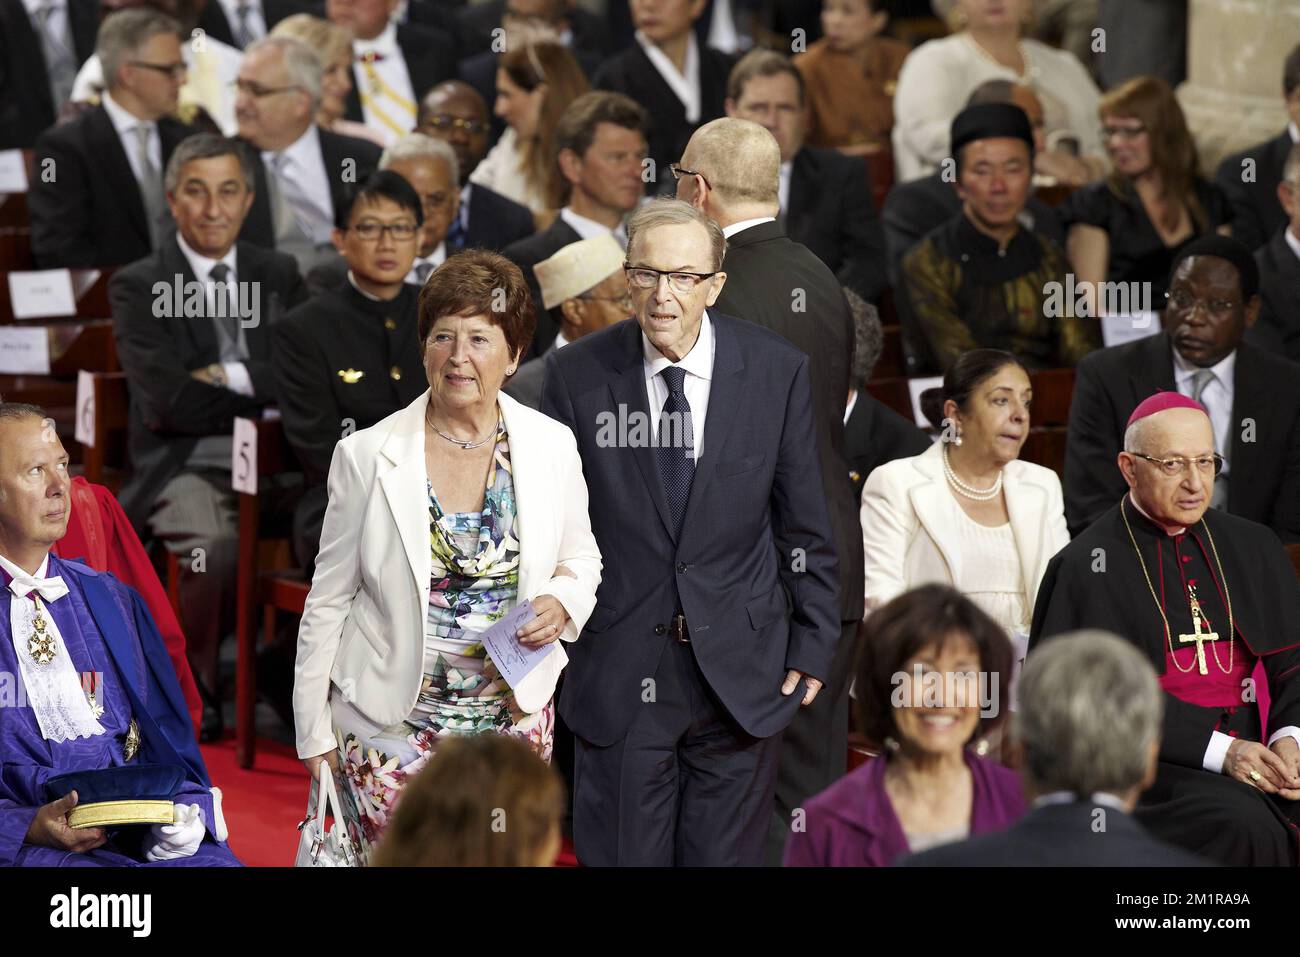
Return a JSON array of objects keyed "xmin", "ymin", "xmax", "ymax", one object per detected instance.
[{"xmin": 624, "ymin": 265, "xmax": 718, "ymax": 293}]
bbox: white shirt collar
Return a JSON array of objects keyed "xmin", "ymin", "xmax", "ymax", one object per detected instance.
[
  {"xmin": 553, "ymin": 329, "xmax": 569, "ymax": 350},
  {"xmin": 265, "ymin": 122, "xmax": 320, "ymax": 169},
  {"xmin": 22, "ymin": 0, "xmax": 59, "ymax": 18},
  {"xmin": 101, "ymin": 89, "xmax": 152, "ymax": 134},
  {"xmin": 778, "ymin": 160, "xmax": 792, "ymax": 212},
  {"xmin": 642, "ymin": 310, "xmax": 714, "ymax": 380},
  {"xmin": 560, "ymin": 206, "xmax": 619, "ymax": 238},
  {"xmin": 1285, "ymin": 225, "xmax": 1300, "ymax": 261},
  {"xmin": 176, "ymin": 230, "xmax": 237, "ymax": 284},
  {"xmin": 1289, "ymin": 121, "xmax": 1299, "ymax": 144},
  {"xmin": 348, "ymin": 271, "xmax": 384, "ymax": 301},
  {"xmin": 634, "ymin": 29, "xmax": 701, "ymax": 123},
  {"xmin": 0, "ymin": 551, "xmax": 51, "ymax": 582},
  {"xmin": 844, "ymin": 388, "xmax": 858, "ymax": 425},
  {"xmin": 1032, "ymin": 790, "xmax": 1128, "ymax": 811},
  {"xmin": 1171, "ymin": 344, "xmax": 1235, "ymax": 391},
  {"xmin": 722, "ymin": 216, "xmax": 775, "ymax": 238},
  {"xmin": 353, "ymin": 19, "xmax": 398, "ymax": 57}
]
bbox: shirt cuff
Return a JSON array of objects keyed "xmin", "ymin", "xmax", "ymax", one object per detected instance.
[
  {"xmin": 1267, "ymin": 726, "xmax": 1300, "ymax": 751},
  {"xmin": 222, "ymin": 362, "xmax": 254, "ymax": 396},
  {"xmin": 1204, "ymin": 730, "xmax": 1233, "ymax": 774}
]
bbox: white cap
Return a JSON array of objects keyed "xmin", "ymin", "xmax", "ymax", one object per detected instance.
[{"xmin": 534, "ymin": 234, "xmax": 625, "ymax": 310}]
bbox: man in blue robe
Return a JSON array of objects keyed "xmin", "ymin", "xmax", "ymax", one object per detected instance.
[{"xmin": 0, "ymin": 402, "xmax": 239, "ymax": 866}]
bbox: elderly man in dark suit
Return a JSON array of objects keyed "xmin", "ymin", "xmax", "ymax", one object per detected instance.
[
  {"xmin": 1215, "ymin": 43, "xmax": 1300, "ymax": 253},
  {"xmin": 504, "ymin": 91, "xmax": 648, "ymax": 355},
  {"xmin": 593, "ymin": 0, "xmax": 732, "ymax": 196},
  {"xmin": 723, "ymin": 49, "xmax": 886, "ymax": 305},
  {"xmin": 111, "ymin": 133, "xmax": 306, "ymax": 738},
  {"xmin": 905, "ymin": 631, "xmax": 1207, "ymax": 867},
  {"xmin": 1064, "ymin": 235, "xmax": 1300, "ymax": 542},
  {"xmin": 234, "ymin": 35, "xmax": 381, "ymax": 276},
  {"xmin": 1251, "ymin": 141, "xmax": 1300, "ymax": 363},
  {"xmin": 28, "ymin": 8, "xmax": 194, "ymax": 267},
  {"xmin": 677, "ymin": 116, "xmax": 863, "ymax": 863},
  {"xmin": 541, "ymin": 198, "xmax": 840, "ymax": 866},
  {"xmin": 0, "ymin": 0, "xmax": 97, "ymax": 148},
  {"xmin": 416, "ymin": 81, "xmax": 535, "ymax": 252}
]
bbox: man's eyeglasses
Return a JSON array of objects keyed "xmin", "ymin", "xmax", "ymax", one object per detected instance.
[
  {"xmin": 345, "ymin": 221, "xmax": 419, "ymax": 241},
  {"xmin": 420, "ymin": 114, "xmax": 490, "ymax": 136},
  {"xmin": 130, "ymin": 60, "xmax": 187, "ymax": 79},
  {"xmin": 1164, "ymin": 289, "xmax": 1240, "ymax": 318},
  {"xmin": 1101, "ymin": 123, "xmax": 1147, "ymax": 140},
  {"xmin": 579, "ymin": 292, "xmax": 634, "ymax": 311},
  {"xmin": 1130, "ymin": 452, "xmax": 1225, "ymax": 477},
  {"xmin": 624, "ymin": 265, "xmax": 718, "ymax": 293},
  {"xmin": 668, "ymin": 163, "xmax": 711, "ymax": 190},
  {"xmin": 232, "ymin": 78, "xmax": 303, "ymax": 99}
]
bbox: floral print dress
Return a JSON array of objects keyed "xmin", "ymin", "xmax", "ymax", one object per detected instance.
[{"xmin": 330, "ymin": 421, "xmax": 555, "ymax": 861}]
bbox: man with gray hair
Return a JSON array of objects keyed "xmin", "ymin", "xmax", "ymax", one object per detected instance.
[
  {"xmin": 110, "ymin": 132, "xmax": 306, "ymax": 739},
  {"xmin": 1251, "ymin": 141, "xmax": 1300, "ymax": 363},
  {"xmin": 677, "ymin": 116, "xmax": 864, "ymax": 864},
  {"xmin": 905, "ymin": 631, "xmax": 1206, "ymax": 866},
  {"xmin": 234, "ymin": 34, "xmax": 381, "ymax": 273},
  {"xmin": 541, "ymin": 196, "xmax": 840, "ymax": 865},
  {"xmin": 379, "ymin": 132, "xmax": 459, "ymax": 285},
  {"xmin": 29, "ymin": 7, "xmax": 195, "ymax": 267}
]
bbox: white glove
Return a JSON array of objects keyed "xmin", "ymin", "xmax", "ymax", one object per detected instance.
[{"xmin": 143, "ymin": 803, "xmax": 205, "ymax": 862}]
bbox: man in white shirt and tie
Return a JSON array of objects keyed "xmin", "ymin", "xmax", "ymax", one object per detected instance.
[
  {"xmin": 379, "ymin": 132, "xmax": 459, "ymax": 285},
  {"xmin": 29, "ymin": 7, "xmax": 194, "ymax": 267}
]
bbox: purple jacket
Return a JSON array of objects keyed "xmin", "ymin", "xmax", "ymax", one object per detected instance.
[{"xmin": 783, "ymin": 750, "xmax": 1026, "ymax": 867}]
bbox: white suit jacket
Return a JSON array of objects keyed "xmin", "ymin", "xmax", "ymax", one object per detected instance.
[
  {"xmin": 293, "ymin": 390, "xmax": 603, "ymax": 759},
  {"xmin": 860, "ymin": 441, "xmax": 1068, "ymax": 616}
]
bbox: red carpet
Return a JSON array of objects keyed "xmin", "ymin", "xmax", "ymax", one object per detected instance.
[
  {"xmin": 201, "ymin": 735, "xmax": 308, "ymax": 867},
  {"xmin": 200, "ymin": 735, "xmax": 581, "ymax": 866}
]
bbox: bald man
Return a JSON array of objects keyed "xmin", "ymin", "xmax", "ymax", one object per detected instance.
[
  {"xmin": 1032, "ymin": 393, "xmax": 1300, "ymax": 866},
  {"xmin": 676, "ymin": 117, "xmax": 861, "ymax": 864},
  {"xmin": 415, "ymin": 80, "xmax": 534, "ymax": 252}
]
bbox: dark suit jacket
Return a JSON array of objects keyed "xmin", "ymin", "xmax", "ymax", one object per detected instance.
[
  {"xmin": 454, "ymin": 0, "xmax": 611, "ymax": 58},
  {"xmin": 1251, "ymin": 227, "xmax": 1300, "ymax": 363},
  {"xmin": 342, "ymin": 22, "xmax": 456, "ymax": 124},
  {"xmin": 111, "ymin": 238, "xmax": 307, "ymax": 533},
  {"xmin": 502, "ymin": 215, "xmax": 580, "ymax": 358},
  {"xmin": 195, "ymin": 0, "xmax": 308, "ymax": 48},
  {"xmin": 1063, "ymin": 331, "xmax": 1300, "ymax": 541},
  {"xmin": 592, "ymin": 41, "xmax": 732, "ymax": 195},
  {"xmin": 1215, "ymin": 129, "xmax": 1292, "ymax": 252},
  {"xmin": 902, "ymin": 800, "xmax": 1209, "ymax": 867},
  {"xmin": 501, "ymin": 346, "xmax": 548, "ymax": 410},
  {"xmin": 236, "ymin": 127, "xmax": 382, "ymax": 249},
  {"xmin": 713, "ymin": 219, "xmax": 861, "ymax": 622},
  {"xmin": 458, "ymin": 47, "xmax": 604, "ymax": 147},
  {"xmin": 844, "ymin": 390, "xmax": 931, "ymax": 502},
  {"xmin": 0, "ymin": 0, "xmax": 97, "ymax": 148},
  {"xmin": 465, "ymin": 180, "xmax": 536, "ymax": 252},
  {"xmin": 787, "ymin": 145, "xmax": 887, "ymax": 304},
  {"xmin": 29, "ymin": 106, "xmax": 194, "ymax": 268},
  {"xmin": 540, "ymin": 314, "xmax": 841, "ymax": 746}
]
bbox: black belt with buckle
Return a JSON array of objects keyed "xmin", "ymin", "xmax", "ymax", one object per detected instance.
[{"xmin": 670, "ymin": 614, "xmax": 689, "ymax": 643}]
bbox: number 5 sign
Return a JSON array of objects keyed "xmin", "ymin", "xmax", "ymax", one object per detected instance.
[{"xmin": 231, "ymin": 417, "xmax": 258, "ymax": 494}]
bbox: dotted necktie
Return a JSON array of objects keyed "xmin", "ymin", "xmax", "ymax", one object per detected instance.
[
  {"xmin": 232, "ymin": 1, "xmax": 257, "ymax": 49},
  {"xmin": 656, "ymin": 366, "xmax": 695, "ymax": 537}
]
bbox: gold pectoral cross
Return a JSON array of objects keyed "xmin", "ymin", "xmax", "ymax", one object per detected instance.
[{"xmin": 1179, "ymin": 587, "xmax": 1220, "ymax": 676}]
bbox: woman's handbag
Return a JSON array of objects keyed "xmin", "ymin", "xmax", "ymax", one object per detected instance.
[{"xmin": 294, "ymin": 763, "xmax": 360, "ymax": 867}]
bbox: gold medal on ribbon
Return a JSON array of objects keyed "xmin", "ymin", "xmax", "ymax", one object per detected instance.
[{"xmin": 27, "ymin": 601, "xmax": 56, "ymax": 665}]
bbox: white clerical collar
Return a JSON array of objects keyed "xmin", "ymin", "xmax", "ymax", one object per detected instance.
[
  {"xmin": 635, "ymin": 29, "xmax": 701, "ymax": 123},
  {"xmin": 1033, "ymin": 790, "xmax": 1128, "ymax": 811},
  {"xmin": 642, "ymin": 310, "xmax": 714, "ymax": 380},
  {"xmin": 1171, "ymin": 343, "xmax": 1235, "ymax": 393},
  {"xmin": 101, "ymin": 89, "xmax": 153, "ymax": 133},
  {"xmin": 176, "ymin": 231, "xmax": 237, "ymax": 285},
  {"xmin": 0, "ymin": 551, "xmax": 50, "ymax": 582},
  {"xmin": 1128, "ymin": 492, "xmax": 1186, "ymax": 537},
  {"xmin": 265, "ymin": 122, "xmax": 320, "ymax": 168},
  {"xmin": 722, "ymin": 216, "xmax": 775, "ymax": 238},
  {"xmin": 1286, "ymin": 225, "xmax": 1300, "ymax": 262},
  {"xmin": 353, "ymin": 20, "xmax": 398, "ymax": 57}
]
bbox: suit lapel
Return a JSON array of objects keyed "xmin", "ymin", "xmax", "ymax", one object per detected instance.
[
  {"xmin": 608, "ymin": 322, "xmax": 676, "ymax": 541},
  {"xmin": 498, "ymin": 393, "xmax": 536, "ymax": 599},
  {"xmin": 90, "ymin": 106, "xmax": 148, "ymax": 243},
  {"xmin": 1002, "ymin": 466, "xmax": 1048, "ymax": 609},
  {"xmin": 345, "ymin": 68, "xmax": 365, "ymax": 123},
  {"xmin": 908, "ymin": 446, "xmax": 962, "ymax": 583},
  {"xmin": 377, "ymin": 393, "xmax": 433, "ymax": 596},
  {"xmin": 234, "ymin": 244, "xmax": 270, "ymax": 361},
  {"xmin": 163, "ymin": 238, "xmax": 220, "ymax": 360},
  {"xmin": 1229, "ymin": 345, "xmax": 1267, "ymax": 505},
  {"xmin": 1127, "ymin": 332, "xmax": 1175, "ymax": 412},
  {"xmin": 679, "ymin": 314, "xmax": 743, "ymax": 539},
  {"xmin": 786, "ymin": 149, "xmax": 813, "ymax": 235}
]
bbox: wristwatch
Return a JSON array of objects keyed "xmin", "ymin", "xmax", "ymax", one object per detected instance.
[{"xmin": 208, "ymin": 363, "xmax": 228, "ymax": 389}]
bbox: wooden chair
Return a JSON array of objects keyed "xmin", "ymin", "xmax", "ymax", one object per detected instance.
[
  {"xmin": 863, "ymin": 148, "xmax": 895, "ymax": 217},
  {"xmin": 0, "ymin": 267, "xmax": 114, "ymax": 324},
  {"xmin": 77, "ymin": 371, "xmax": 129, "ymax": 489},
  {"xmin": 864, "ymin": 375, "xmax": 913, "ymax": 422},
  {"xmin": 1027, "ymin": 367, "xmax": 1075, "ymax": 427},
  {"xmin": 874, "ymin": 325, "xmax": 905, "ymax": 379},
  {"xmin": 233, "ymin": 416, "xmax": 308, "ymax": 768},
  {"xmin": 1287, "ymin": 543, "xmax": 1300, "ymax": 580},
  {"xmin": 847, "ymin": 731, "xmax": 881, "ymax": 772}
]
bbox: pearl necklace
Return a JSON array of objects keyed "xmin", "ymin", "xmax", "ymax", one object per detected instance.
[{"xmin": 942, "ymin": 444, "xmax": 1003, "ymax": 501}]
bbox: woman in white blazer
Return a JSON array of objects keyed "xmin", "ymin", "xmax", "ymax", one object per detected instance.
[
  {"xmin": 861, "ymin": 350, "xmax": 1068, "ymax": 637},
  {"xmin": 293, "ymin": 250, "xmax": 601, "ymax": 861}
]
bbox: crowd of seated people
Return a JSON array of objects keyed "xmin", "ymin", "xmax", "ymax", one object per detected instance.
[{"xmin": 4, "ymin": 0, "xmax": 1300, "ymax": 870}]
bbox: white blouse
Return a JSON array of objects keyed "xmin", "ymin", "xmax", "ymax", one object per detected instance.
[
  {"xmin": 891, "ymin": 33, "xmax": 1103, "ymax": 183},
  {"xmin": 954, "ymin": 507, "xmax": 1029, "ymax": 634},
  {"xmin": 468, "ymin": 128, "xmax": 549, "ymax": 214}
]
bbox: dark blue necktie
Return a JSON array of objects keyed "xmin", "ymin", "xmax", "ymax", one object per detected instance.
[
  {"xmin": 657, "ymin": 366, "xmax": 695, "ymax": 536},
  {"xmin": 445, "ymin": 197, "xmax": 467, "ymax": 250}
]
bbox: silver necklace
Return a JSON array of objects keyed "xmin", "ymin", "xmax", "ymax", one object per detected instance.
[
  {"xmin": 426, "ymin": 410, "xmax": 495, "ymax": 450},
  {"xmin": 942, "ymin": 444, "xmax": 1003, "ymax": 501}
]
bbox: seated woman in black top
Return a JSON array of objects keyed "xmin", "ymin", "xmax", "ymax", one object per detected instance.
[{"xmin": 1064, "ymin": 76, "xmax": 1232, "ymax": 321}]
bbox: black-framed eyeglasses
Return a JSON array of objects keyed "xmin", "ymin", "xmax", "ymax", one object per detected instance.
[
  {"xmin": 624, "ymin": 264, "xmax": 718, "ymax": 293},
  {"xmin": 1130, "ymin": 452, "xmax": 1225, "ymax": 477},
  {"xmin": 232, "ymin": 78, "xmax": 303, "ymax": 98},
  {"xmin": 345, "ymin": 220, "xmax": 420, "ymax": 241},
  {"xmin": 129, "ymin": 60, "xmax": 187, "ymax": 79},
  {"xmin": 668, "ymin": 163, "xmax": 711, "ymax": 190},
  {"xmin": 420, "ymin": 114, "xmax": 490, "ymax": 136},
  {"xmin": 579, "ymin": 292, "xmax": 634, "ymax": 311},
  {"xmin": 1164, "ymin": 289, "xmax": 1240, "ymax": 318}
]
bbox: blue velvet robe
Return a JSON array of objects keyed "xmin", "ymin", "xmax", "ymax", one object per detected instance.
[{"xmin": 0, "ymin": 555, "xmax": 239, "ymax": 866}]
